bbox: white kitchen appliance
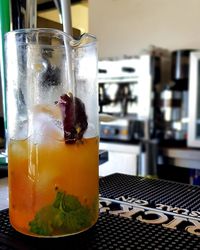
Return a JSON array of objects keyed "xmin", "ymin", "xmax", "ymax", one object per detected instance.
[
  {"xmin": 98, "ymin": 50, "xmax": 171, "ymax": 142},
  {"xmin": 188, "ymin": 51, "xmax": 200, "ymax": 147}
]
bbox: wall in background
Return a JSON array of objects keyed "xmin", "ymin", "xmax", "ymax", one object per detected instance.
[
  {"xmin": 89, "ymin": 0, "xmax": 200, "ymax": 59},
  {"xmin": 38, "ymin": 3, "xmax": 88, "ymax": 33}
]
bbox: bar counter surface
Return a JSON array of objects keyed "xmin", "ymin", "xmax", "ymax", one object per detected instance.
[{"xmin": 1, "ymin": 173, "xmax": 200, "ymax": 249}]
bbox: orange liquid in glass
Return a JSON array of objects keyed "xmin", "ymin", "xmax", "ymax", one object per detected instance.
[{"xmin": 8, "ymin": 136, "xmax": 99, "ymax": 237}]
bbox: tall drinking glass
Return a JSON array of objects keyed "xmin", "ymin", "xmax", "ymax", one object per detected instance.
[{"xmin": 5, "ymin": 28, "xmax": 99, "ymax": 237}]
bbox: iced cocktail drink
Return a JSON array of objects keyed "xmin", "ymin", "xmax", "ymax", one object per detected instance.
[
  {"xmin": 8, "ymin": 103, "xmax": 99, "ymax": 237},
  {"xmin": 5, "ymin": 29, "xmax": 99, "ymax": 237}
]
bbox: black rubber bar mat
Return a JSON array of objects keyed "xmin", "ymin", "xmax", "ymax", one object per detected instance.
[{"xmin": 1, "ymin": 173, "xmax": 200, "ymax": 250}]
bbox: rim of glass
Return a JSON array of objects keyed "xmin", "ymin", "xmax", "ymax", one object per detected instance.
[{"xmin": 4, "ymin": 28, "xmax": 97, "ymax": 48}]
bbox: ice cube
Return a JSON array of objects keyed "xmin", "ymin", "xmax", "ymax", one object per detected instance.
[
  {"xmin": 30, "ymin": 105, "xmax": 63, "ymax": 144},
  {"xmin": 9, "ymin": 138, "xmax": 28, "ymax": 160},
  {"xmin": 14, "ymin": 119, "xmax": 29, "ymax": 140}
]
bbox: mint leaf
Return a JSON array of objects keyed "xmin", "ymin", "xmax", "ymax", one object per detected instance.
[
  {"xmin": 61, "ymin": 193, "xmax": 83, "ymax": 212},
  {"xmin": 52, "ymin": 191, "xmax": 64, "ymax": 210},
  {"xmin": 29, "ymin": 191, "xmax": 95, "ymax": 236},
  {"xmin": 29, "ymin": 205, "xmax": 61, "ymax": 236},
  {"xmin": 61, "ymin": 207, "xmax": 91, "ymax": 233}
]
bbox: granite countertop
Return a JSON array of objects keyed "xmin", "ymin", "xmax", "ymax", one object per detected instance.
[
  {"xmin": 0, "ymin": 177, "xmax": 8, "ymax": 210},
  {"xmin": 160, "ymin": 147, "xmax": 200, "ymax": 159},
  {"xmin": 159, "ymin": 147, "xmax": 200, "ymax": 169}
]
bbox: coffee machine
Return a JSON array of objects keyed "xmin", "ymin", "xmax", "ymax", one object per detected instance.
[
  {"xmin": 98, "ymin": 57, "xmax": 143, "ymax": 142},
  {"xmin": 98, "ymin": 50, "xmax": 170, "ymax": 146}
]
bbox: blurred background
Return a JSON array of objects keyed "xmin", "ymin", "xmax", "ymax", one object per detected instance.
[{"xmin": 1, "ymin": 0, "xmax": 200, "ymax": 185}]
